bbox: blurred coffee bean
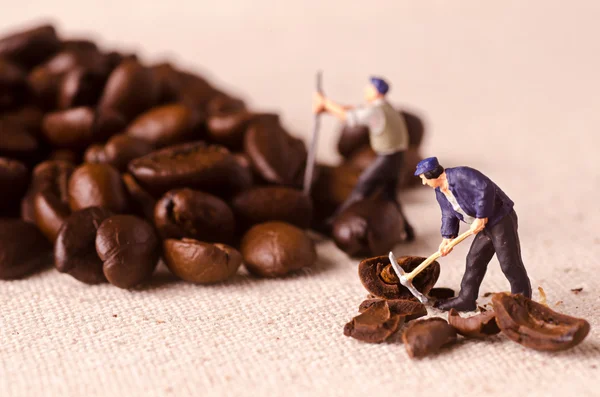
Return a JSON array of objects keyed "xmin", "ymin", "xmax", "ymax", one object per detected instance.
[
  {"xmin": 206, "ymin": 95, "xmax": 246, "ymax": 116},
  {"xmin": 27, "ymin": 65, "xmax": 60, "ymax": 109},
  {"xmin": 0, "ymin": 157, "xmax": 29, "ymax": 215},
  {"xmin": 0, "ymin": 58, "xmax": 28, "ymax": 110},
  {"xmin": 95, "ymin": 214, "xmax": 160, "ymax": 288},
  {"xmin": 122, "ymin": 173, "xmax": 156, "ymax": 220},
  {"xmin": 0, "ymin": 218, "xmax": 51, "ymax": 279},
  {"xmin": 310, "ymin": 164, "xmax": 361, "ymax": 226},
  {"xmin": 128, "ymin": 141, "xmax": 252, "ymax": 197},
  {"xmin": 177, "ymin": 70, "xmax": 220, "ymax": 110},
  {"xmin": 151, "ymin": 63, "xmax": 183, "ymax": 103},
  {"xmin": 85, "ymin": 134, "xmax": 153, "ymax": 172},
  {"xmin": 47, "ymin": 149, "xmax": 79, "ymax": 164},
  {"xmin": 54, "ymin": 206, "xmax": 112, "ymax": 284},
  {"xmin": 207, "ymin": 101, "xmax": 254, "ymax": 149},
  {"xmin": 231, "ymin": 186, "xmax": 313, "ymax": 230},
  {"xmin": 0, "ymin": 24, "xmax": 60, "ymax": 69},
  {"xmin": 0, "ymin": 105, "xmax": 44, "ymax": 135},
  {"xmin": 61, "ymin": 39, "xmax": 98, "ymax": 53},
  {"xmin": 332, "ymin": 195, "xmax": 408, "ymax": 257},
  {"xmin": 163, "ymin": 238, "xmax": 242, "ymax": 284},
  {"xmin": 154, "ymin": 188, "xmax": 235, "ymax": 244},
  {"xmin": 0, "ymin": 122, "xmax": 39, "ymax": 161},
  {"xmin": 244, "ymin": 114, "xmax": 307, "ymax": 186},
  {"xmin": 240, "ymin": 221, "xmax": 316, "ymax": 278},
  {"xmin": 68, "ymin": 163, "xmax": 129, "ymax": 213},
  {"xmin": 92, "ymin": 108, "xmax": 127, "ymax": 140},
  {"xmin": 83, "ymin": 144, "xmax": 106, "ymax": 164},
  {"xmin": 34, "ymin": 189, "xmax": 71, "ymax": 242},
  {"xmin": 98, "ymin": 59, "xmax": 159, "ymax": 121},
  {"xmin": 127, "ymin": 103, "xmax": 203, "ymax": 148},
  {"xmin": 403, "ymin": 110, "xmax": 425, "ymax": 148},
  {"xmin": 57, "ymin": 67, "xmax": 106, "ymax": 109},
  {"xmin": 42, "ymin": 106, "xmax": 94, "ymax": 149}
]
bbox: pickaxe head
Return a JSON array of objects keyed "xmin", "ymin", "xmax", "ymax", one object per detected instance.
[{"xmin": 388, "ymin": 252, "xmax": 429, "ymax": 304}]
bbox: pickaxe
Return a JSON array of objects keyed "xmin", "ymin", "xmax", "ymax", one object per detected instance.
[
  {"xmin": 302, "ymin": 71, "xmax": 323, "ymax": 196},
  {"xmin": 388, "ymin": 230, "xmax": 474, "ymax": 303}
]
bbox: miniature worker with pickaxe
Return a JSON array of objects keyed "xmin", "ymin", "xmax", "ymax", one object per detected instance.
[
  {"xmin": 313, "ymin": 76, "xmax": 413, "ymax": 238},
  {"xmin": 415, "ymin": 157, "xmax": 532, "ymax": 311}
]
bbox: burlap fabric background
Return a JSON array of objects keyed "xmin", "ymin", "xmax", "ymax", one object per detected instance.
[{"xmin": 1, "ymin": 1, "xmax": 599, "ymax": 396}]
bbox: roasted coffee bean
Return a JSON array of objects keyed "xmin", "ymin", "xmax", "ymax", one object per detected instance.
[
  {"xmin": 61, "ymin": 39, "xmax": 98, "ymax": 53},
  {"xmin": 358, "ymin": 298, "xmax": 427, "ymax": 322},
  {"xmin": 34, "ymin": 190, "xmax": 71, "ymax": 242},
  {"xmin": 206, "ymin": 95, "xmax": 246, "ymax": 116},
  {"xmin": 231, "ymin": 186, "xmax": 313, "ymax": 230},
  {"xmin": 0, "ymin": 58, "xmax": 28, "ymax": 110},
  {"xmin": 128, "ymin": 141, "xmax": 252, "ymax": 197},
  {"xmin": 47, "ymin": 149, "xmax": 79, "ymax": 164},
  {"xmin": 0, "ymin": 157, "xmax": 28, "ymax": 215},
  {"xmin": 122, "ymin": 173, "xmax": 156, "ymax": 220},
  {"xmin": 57, "ymin": 66, "xmax": 106, "ymax": 109},
  {"xmin": 332, "ymin": 196, "xmax": 408, "ymax": 257},
  {"xmin": 402, "ymin": 318, "xmax": 458, "ymax": 359},
  {"xmin": 311, "ymin": 164, "xmax": 361, "ymax": 224},
  {"xmin": 68, "ymin": 163, "xmax": 129, "ymax": 213},
  {"xmin": 358, "ymin": 255, "xmax": 440, "ymax": 300},
  {"xmin": 0, "ymin": 24, "xmax": 60, "ymax": 69},
  {"xmin": 0, "ymin": 105, "xmax": 43, "ymax": 134},
  {"xmin": 95, "ymin": 215, "xmax": 160, "ymax": 288},
  {"xmin": 154, "ymin": 188, "xmax": 235, "ymax": 244},
  {"xmin": 27, "ymin": 65, "xmax": 60, "ymax": 109},
  {"xmin": 429, "ymin": 288, "xmax": 456, "ymax": 300},
  {"xmin": 447, "ymin": 308, "xmax": 500, "ymax": 339},
  {"xmin": 84, "ymin": 134, "xmax": 154, "ymax": 172},
  {"xmin": 403, "ymin": 110, "xmax": 425, "ymax": 148},
  {"xmin": 244, "ymin": 114, "xmax": 307, "ymax": 186},
  {"xmin": 163, "ymin": 238, "xmax": 242, "ymax": 284},
  {"xmin": 344, "ymin": 300, "xmax": 402, "ymax": 343},
  {"xmin": 0, "ymin": 123, "xmax": 38, "ymax": 161},
  {"xmin": 0, "ymin": 218, "xmax": 51, "ymax": 279},
  {"xmin": 127, "ymin": 103, "xmax": 203, "ymax": 148},
  {"xmin": 240, "ymin": 221, "xmax": 316, "ymax": 278},
  {"xmin": 492, "ymin": 293, "xmax": 590, "ymax": 351},
  {"xmin": 151, "ymin": 63, "xmax": 183, "ymax": 103},
  {"xmin": 176, "ymin": 70, "xmax": 220, "ymax": 109},
  {"xmin": 42, "ymin": 106, "xmax": 94, "ymax": 149},
  {"xmin": 98, "ymin": 59, "xmax": 159, "ymax": 121},
  {"xmin": 55, "ymin": 207, "xmax": 113, "ymax": 284},
  {"xmin": 206, "ymin": 97, "xmax": 253, "ymax": 149}
]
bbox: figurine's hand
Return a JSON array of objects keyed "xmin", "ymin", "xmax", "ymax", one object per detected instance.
[
  {"xmin": 313, "ymin": 92, "xmax": 326, "ymax": 114},
  {"xmin": 469, "ymin": 218, "xmax": 488, "ymax": 235},
  {"xmin": 439, "ymin": 238, "xmax": 454, "ymax": 257}
]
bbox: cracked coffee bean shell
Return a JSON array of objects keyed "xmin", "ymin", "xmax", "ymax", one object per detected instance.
[
  {"xmin": 240, "ymin": 221, "xmax": 316, "ymax": 278},
  {"xmin": 68, "ymin": 163, "xmax": 129, "ymax": 213},
  {"xmin": 447, "ymin": 308, "xmax": 500, "ymax": 338},
  {"xmin": 332, "ymin": 196, "xmax": 408, "ymax": 257},
  {"xmin": 128, "ymin": 141, "xmax": 252, "ymax": 197},
  {"xmin": 127, "ymin": 103, "xmax": 204, "ymax": 148},
  {"xmin": 244, "ymin": 114, "xmax": 307, "ymax": 186},
  {"xmin": 402, "ymin": 318, "xmax": 458, "ymax": 359},
  {"xmin": 95, "ymin": 215, "xmax": 160, "ymax": 288},
  {"xmin": 492, "ymin": 293, "xmax": 590, "ymax": 351},
  {"xmin": 0, "ymin": 157, "xmax": 29, "ymax": 215},
  {"xmin": 358, "ymin": 298, "xmax": 427, "ymax": 322},
  {"xmin": 0, "ymin": 218, "xmax": 51, "ymax": 279},
  {"xmin": 0, "ymin": 24, "xmax": 60, "ymax": 69},
  {"xmin": 358, "ymin": 255, "xmax": 440, "ymax": 300},
  {"xmin": 154, "ymin": 188, "xmax": 235, "ymax": 244},
  {"xmin": 54, "ymin": 206, "xmax": 113, "ymax": 284},
  {"xmin": 344, "ymin": 300, "xmax": 402, "ymax": 343},
  {"xmin": 163, "ymin": 238, "xmax": 242, "ymax": 284},
  {"xmin": 231, "ymin": 186, "xmax": 313, "ymax": 230}
]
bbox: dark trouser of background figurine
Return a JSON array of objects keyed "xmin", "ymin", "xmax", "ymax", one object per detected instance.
[
  {"xmin": 415, "ymin": 156, "xmax": 532, "ymax": 311},
  {"xmin": 312, "ymin": 76, "xmax": 414, "ymax": 238}
]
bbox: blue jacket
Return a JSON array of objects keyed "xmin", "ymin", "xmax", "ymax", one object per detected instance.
[{"xmin": 435, "ymin": 167, "xmax": 514, "ymax": 238}]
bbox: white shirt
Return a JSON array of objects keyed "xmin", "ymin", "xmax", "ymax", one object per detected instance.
[
  {"xmin": 442, "ymin": 188, "xmax": 476, "ymax": 224},
  {"xmin": 345, "ymin": 98, "xmax": 386, "ymax": 135}
]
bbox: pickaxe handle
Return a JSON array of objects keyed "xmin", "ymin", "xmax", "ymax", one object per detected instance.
[
  {"xmin": 302, "ymin": 71, "xmax": 323, "ymax": 196},
  {"xmin": 404, "ymin": 230, "xmax": 474, "ymax": 282}
]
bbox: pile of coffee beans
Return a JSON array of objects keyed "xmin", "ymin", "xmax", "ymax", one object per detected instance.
[
  {"xmin": 1, "ymin": 23, "xmax": 340, "ymax": 286},
  {"xmin": 344, "ymin": 256, "xmax": 591, "ymax": 358}
]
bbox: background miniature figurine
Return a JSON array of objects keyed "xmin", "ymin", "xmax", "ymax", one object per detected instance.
[
  {"xmin": 313, "ymin": 76, "xmax": 413, "ymax": 238},
  {"xmin": 415, "ymin": 157, "xmax": 532, "ymax": 311}
]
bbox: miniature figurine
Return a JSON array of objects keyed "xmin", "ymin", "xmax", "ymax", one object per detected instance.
[
  {"xmin": 415, "ymin": 157, "xmax": 532, "ymax": 311},
  {"xmin": 313, "ymin": 76, "xmax": 413, "ymax": 237}
]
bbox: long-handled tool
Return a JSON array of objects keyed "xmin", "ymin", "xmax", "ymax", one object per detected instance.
[
  {"xmin": 388, "ymin": 230, "xmax": 474, "ymax": 303},
  {"xmin": 302, "ymin": 70, "xmax": 323, "ymax": 196}
]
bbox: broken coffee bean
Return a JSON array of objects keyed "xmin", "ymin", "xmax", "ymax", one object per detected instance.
[
  {"xmin": 402, "ymin": 318, "xmax": 458, "ymax": 359},
  {"xmin": 359, "ymin": 298, "xmax": 427, "ymax": 322},
  {"xmin": 344, "ymin": 300, "xmax": 402, "ymax": 343},
  {"xmin": 68, "ymin": 163, "xmax": 129, "ymax": 213},
  {"xmin": 240, "ymin": 221, "xmax": 316, "ymax": 277},
  {"xmin": 447, "ymin": 308, "xmax": 500, "ymax": 338},
  {"xmin": 358, "ymin": 255, "xmax": 440, "ymax": 300},
  {"xmin": 492, "ymin": 293, "xmax": 590, "ymax": 352},
  {"xmin": 154, "ymin": 188, "xmax": 235, "ymax": 244},
  {"xmin": 163, "ymin": 238, "xmax": 242, "ymax": 284},
  {"xmin": 0, "ymin": 218, "xmax": 51, "ymax": 279},
  {"xmin": 95, "ymin": 215, "xmax": 160, "ymax": 288}
]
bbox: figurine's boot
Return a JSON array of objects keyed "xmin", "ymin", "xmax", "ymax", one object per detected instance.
[{"xmin": 434, "ymin": 296, "xmax": 476, "ymax": 312}]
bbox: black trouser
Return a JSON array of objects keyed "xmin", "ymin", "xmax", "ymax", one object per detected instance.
[
  {"xmin": 459, "ymin": 209, "xmax": 532, "ymax": 301},
  {"xmin": 335, "ymin": 151, "xmax": 406, "ymax": 215}
]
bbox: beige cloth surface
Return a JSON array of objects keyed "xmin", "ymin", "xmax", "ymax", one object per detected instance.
[{"xmin": 1, "ymin": 1, "xmax": 600, "ymax": 396}]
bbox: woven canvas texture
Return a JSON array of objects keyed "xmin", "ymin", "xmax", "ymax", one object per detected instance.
[{"xmin": 1, "ymin": 1, "xmax": 600, "ymax": 396}]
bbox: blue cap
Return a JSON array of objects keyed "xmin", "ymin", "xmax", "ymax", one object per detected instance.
[
  {"xmin": 369, "ymin": 77, "xmax": 389, "ymax": 95},
  {"xmin": 414, "ymin": 157, "xmax": 440, "ymax": 176}
]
